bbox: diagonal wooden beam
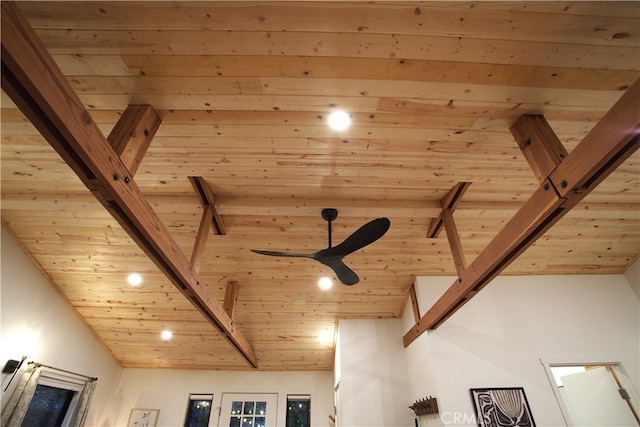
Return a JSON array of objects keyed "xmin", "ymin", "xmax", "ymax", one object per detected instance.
[
  {"xmin": 107, "ymin": 104, "xmax": 161, "ymax": 177},
  {"xmin": 441, "ymin": 209, "xmax": 467, "ymax": 276},
  {"xmin": 191, "ymin": 205, "xmax": 214, "ymax": 274},
  {"xmin": 426, "ymin": 182, "xmax": 470, "ymax": 276},
  {"xmin": 1, "ymin": 1, "xmax": 258, "ymax": 368},
  {"xmin": 188, "ymin": 176, "xmax": 226, "ymax": 273},
  {"xmin": 404, "ymin": 78, "xmax": 640, "ymax": 345},
  {"xmin": 224, "ymin": 280, "xmax": 240, "ymax": 320},
  {"xmin": 427, "ymin": 182, "xmax": 471, "ymax": 238},
  {"xmin": 550, "ymin": 88, "xmax": 640, "ymax": 198},
  {"xmin": 189, "ymin": 176, "xmax": 226, "ymax": 235}
]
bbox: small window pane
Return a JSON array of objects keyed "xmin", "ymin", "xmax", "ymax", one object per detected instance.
[
  {"xmin": 243, "ymin": 401, "xmax": 254, "ymax": 415},
  {"xmin": 22, "ymin": 384, "xmax": 76, "ymax": 427},
  {"xmin": 242, "ymin": 417, "xmax": 253, "ymax": 427},
  {"xmin": 255, "ymin": 416, "xmax": 266, "ymax": 427},
  {"xmin": 243, "ymin": 402, "xmax": 253, "ymax": 415},
  {"xmin": 231, "ymin": 401, "xmax": 243, "ymax": 415},
  {"xmin": 255, "ymin": 401, "xmax": 267, "ymax": 415},
  {"xmin": 229, "ymin": 416, "xmax": 241, "ymax": 427}
]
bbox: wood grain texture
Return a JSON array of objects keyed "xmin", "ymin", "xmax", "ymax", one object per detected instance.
[
  {"xmin": 405, "ymin": 77, "xmax": 640, "ymax": 342},
  {"xmin": 510, "ymin": 115, "xmax": 569, "ymax": 184},
  {"xmin": 1, "ymin": 0, "xmax": 256, "ymax": 368},
  {"xmin": 107, "ymin": 104, "xmax": 161, "ymax": 176},
  {"xmin": 1, "ymin": 1, "xmax": 638, "ymax": 370}
]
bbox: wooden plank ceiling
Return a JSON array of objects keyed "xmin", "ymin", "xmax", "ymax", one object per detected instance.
[{"xmin": 1, "ymin": 1, "xmax": 639, "ymax": 370}]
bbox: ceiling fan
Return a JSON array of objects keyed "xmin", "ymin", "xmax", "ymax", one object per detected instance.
[{"xmin": 251, "ymin": 208, "xmax": 390, "ymax": 285}]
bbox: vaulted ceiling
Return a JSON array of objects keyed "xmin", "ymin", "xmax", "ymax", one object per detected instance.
[{"xmin": 1, "ymin": 1, "xmax": 638, "ymax": 370}]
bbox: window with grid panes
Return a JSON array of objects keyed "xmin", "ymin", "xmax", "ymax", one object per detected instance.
[{"xmin": 229, "ymin": 400, "xmax": 267, "ymax": 427}]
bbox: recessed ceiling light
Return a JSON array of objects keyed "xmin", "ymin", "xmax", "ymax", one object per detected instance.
[
  {"xmin": 318, "ymin": 276, "xmax": 333, "ymax": 290},
  {"xmin": 127, "ymin": 273, "xmax": 142, "ymax": 286},
  {"xmin": 160, "ymin": 330, "xmax": 173, "ymax": 341},
  {"xmin": 327, "ymin": 110, "xmax": 351, "ymax": 131},
  {"xmin": 316, "ymin": 328, "xmax": 334, "ymax": 345}
]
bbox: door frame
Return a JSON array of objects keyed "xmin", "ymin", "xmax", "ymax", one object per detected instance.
[{"xmin": 540, "ymin": 357, "xmax": 640, "ymax": 426}]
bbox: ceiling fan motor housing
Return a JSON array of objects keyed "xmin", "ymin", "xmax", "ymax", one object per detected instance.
[{"xmin": 322, "ymin": 208, "xmax": 338, "ymax": 222}]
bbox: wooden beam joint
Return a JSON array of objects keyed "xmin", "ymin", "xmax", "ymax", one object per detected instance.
[
  {"xmin": 404, "ymin": 78, "xmax": 640, "ymax": 346},
  {"xmin": 426, "ymin": 182, "xmax": 470, "ymax": 277},
  {"xmin": 107, "ymin": 104, "xmax": 161, "ymax": 177},
  {"xmin": 189, "ymin": 176, "xmax": 226, "ymax": 235},
  {"xmin": 510, "ymin": 115, "xmax": 568, "ymax": 184},
  {"xmin": 189, "ymin": 176, "xmax": 227, "ymax": 273},
  {"xmin": 427, "ymin": 182, "xmax": 471, "ymax": 238}
]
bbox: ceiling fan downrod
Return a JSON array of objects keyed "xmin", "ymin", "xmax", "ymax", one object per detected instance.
[{"xmin": 322, "ymin": 208, "xmax": 338, "ymax": 248}]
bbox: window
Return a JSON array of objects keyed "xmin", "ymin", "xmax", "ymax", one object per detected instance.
[
  {"xmin": 184, "ymin": 394, "xmax": 213, "ymax": 427},
  {"xmin": 219, "ymin": 393, "xmax": 277, "ymax": 427},
  {"xmin": 2, "ymin": 364, "xmax": 96, "ymax": 427},
  {"xmin": 286, "ymin": 395, "xmax": 310, "ymax": 427},
  {"xmin": 22, "ymin": 384, "xmax": 76, "ymax": 427},
  {"xmin": 230, "ymin": 400, "xmax": 267, "ymax": 427},
  {"xmin": 23, "ymin": 367, "xmax": 89, "ymax": 427}
]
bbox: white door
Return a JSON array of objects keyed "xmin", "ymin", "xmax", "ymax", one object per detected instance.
[
  {"xmin": 218, "ymin": 393, "xmax": 278, "ymax": 427},
  {"xmin": 562, "ymin": 366, "xmax": 638, "ymax": 426}
]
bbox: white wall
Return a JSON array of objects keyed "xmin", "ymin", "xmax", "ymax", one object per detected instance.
[
  {"xmin": 0, "ymin": 227, "xmax": 124, "ymax": 425},
  {"xmin": 625, "ymin": 258, "xmax": 640, "ymax": 299},
  {"xmin": 335, "ymin": 319, "xmax": 413, "ymax": 427},
  {"xmin": 401, "ymin": 273, "xmax": 640, "ymax": 426},
  {"xmin": 110, "ymin": 369, "xmax": 334, "ymax": 427}
]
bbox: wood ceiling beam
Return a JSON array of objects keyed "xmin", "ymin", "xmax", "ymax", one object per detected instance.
[
  {"xmin": 426, "ymin": 182, "xmax": 470, "ymax": 276},
  {"xmin": 404, "ymin": 78, "xmax": 640, "ymax": 345},
  {"xmin": 189, "ymin": 176, "xmax": 226, "ymax": 235},
  {"xmin": 442, "ymin": 209, "xmax": 467, "ymax": 277},
  {"xmin": 224, "ymin": 280, "xmax": 240, "ymax": 320},
  {"xmin": 107, "ymin": 104, "xmax": 161, "ymax": 177},
  {"xmin": 510, "ymin": 115, "xmax": 569, "ymax": 184},
  {"xmin": 191, "ymin": 205, "xmax": 214, "ymax": 275},
  {"xmin": 427, "ymin": 182, "xmax": 471, "ymax": 238},
  {"xmin": 0, "ymin": 1, "xmax": 258, "ymax": 368},
  {"xmin": 188, "ymin": 176, "xmax": 226, "ymax": 274}
]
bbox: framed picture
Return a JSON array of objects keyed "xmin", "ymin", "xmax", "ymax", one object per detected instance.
[
  {"xmin": 470, "ymin": 387, "xmax": 535, "ymax": 427},
  {"xmin": 127, "ymin": 408, "xmax": 159, "ymax": 427}
]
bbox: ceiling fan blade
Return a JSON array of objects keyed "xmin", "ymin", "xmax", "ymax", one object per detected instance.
[
  {"xmin": 317, "ymin": 256, "xmax": 360, "ymax": 285},
  {"xmin": 251, "ymin": 214, "xmax": 389, "ymax": 286},
  {"xmin": 327, "ymin": 217, "xmax": 390, "ymax": 256},
  {"xmin": 253, "ymin": 248, "xmax": 358, "ymax": 285},
  {"xmin": 250, "ymin": 249, "xmax": 314, "ymax": 259}
]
